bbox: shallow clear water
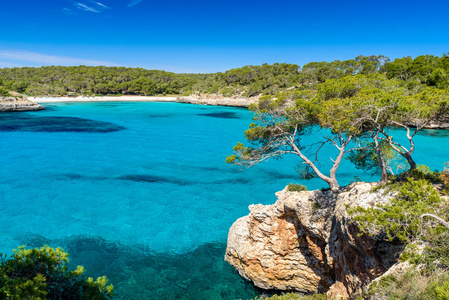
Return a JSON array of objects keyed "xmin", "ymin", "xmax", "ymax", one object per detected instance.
[{"xmin": 0, "ymin": 102, "xmax": 448, "ymax": 299}]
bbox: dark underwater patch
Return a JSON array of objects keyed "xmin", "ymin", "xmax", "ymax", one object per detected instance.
[
  {"xmin": 197, "ymin": 111, "xmax": 240, "ymax": 119},
  {"xmin": 13, "ymin": 235, "xmax": 263, "ymax": 300},
  {"xmin": 0, "ymin": 114, "xmax": 125, "ymax": 133},
  {"xmin": 147, "ymin": 114, "xmax": 173, "ymax": 118},
  {"xmin": 117, "ymin": 174, "xmax": 189, "ymax": 185},
  {"xmin": 263, "ymin": 169, "xmax": 298, "ymax": 180},
  {"xmin": 64, "ymin": 173, "xmax": 86, "ymax": 180},
  {"xmin": 211, "ymin": 178, "xmax": 252, "ymax": 185}
]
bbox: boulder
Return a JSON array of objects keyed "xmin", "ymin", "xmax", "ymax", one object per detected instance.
[
  {"xmin": 0, "ymin": 100, "xmax": 45, "ymax": 112},
  {"xmin": 225, "ymin": 183, "xmax": 404, "ymax": 299}
]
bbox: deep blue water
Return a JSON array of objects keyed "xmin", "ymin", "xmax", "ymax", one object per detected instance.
[{"xmin": 0, "ymin": 102, "xmax": 448, "ymax": 299}]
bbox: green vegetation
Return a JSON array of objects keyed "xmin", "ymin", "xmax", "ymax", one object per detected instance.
[
  {"xmin": 0, "ymin": 63, "xmax": 301, "ymax": 97},
  {"xmin": 0, "ymin": 246, "xmax": 114, "ymax": 299},
  {"xmin": 348, "ymin": 170, "xmax": 449, "ymax": 299},
  {"xmin": 367, "ymin": 270, "xmax": 449, "ymax": 300},
  {"xmin": 2, "ymin": 52, "xmax": 449, "ymax": 298},
  {"xmin": 223, "ymin": 54, "xmax": 449, "ymax": 298},
  {"xmin": 226, "ymin": 54, "xmax": 449, "ymax": 190},
  {"xmin": 0, "ymin": 87, "xmax": 10, "ymax": 97},
  {"xmin": 349, "ymin": 178, "xmax": 446, "ymax": 242},
  {"xmin": 255, "ymin": 293, "xmax": 328, "ymax": 300},
  {"xmin": 287, "ymin": 183, "xmax": 308, "ymax": 192},
  {"xmin": 1, "ymin": 53, "xmax": 449, "ymax": 98}
]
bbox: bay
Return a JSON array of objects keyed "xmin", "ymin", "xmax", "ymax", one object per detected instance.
[{"xmin": 0, "ymin": 102, "xmax": 447, "ymax": 299}]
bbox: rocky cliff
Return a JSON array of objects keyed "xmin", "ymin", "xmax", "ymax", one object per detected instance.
[
  {"xmin": 177, "ymin": 95, "xmax": 258, "ymax": 107},
  {"xmin": 225, "ymin": 183, "xmax": 404, "ymax": 299},
  {"xmin": 0, "ymin": 99, "xmax": 45, "ymax": 112}
]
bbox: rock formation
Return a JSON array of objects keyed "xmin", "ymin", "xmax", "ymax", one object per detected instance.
[
  {"xmin": 0, "ymin": 99, "xmax": 45, "ymax": 112},
  {"xmin": 225, "ymin": 183, "xmax": 404, "ymax": 299},
  {"xmin": 177, "ymin": 94, "xmax": 258, "ymax": 108}
]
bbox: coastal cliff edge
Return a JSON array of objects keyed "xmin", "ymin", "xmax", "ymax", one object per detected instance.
[{"xmin": 225, "ymin": 182, "xmax": 404, "ymax": 299}]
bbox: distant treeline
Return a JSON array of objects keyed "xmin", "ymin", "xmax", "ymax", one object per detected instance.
[{"xmin": 0, "ymin": 54, "xmax": 448, "ymax": 97}]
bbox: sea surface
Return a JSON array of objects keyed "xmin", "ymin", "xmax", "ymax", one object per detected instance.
[{"xmin": 0, "ymin": 102, "xmax": 448, "ymax": 299}]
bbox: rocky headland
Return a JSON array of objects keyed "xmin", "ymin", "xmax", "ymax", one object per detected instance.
[
  {"xmin": 0, "ymin": 98, "xmax": 45, "ymax": 112},
  {"xmin": 225, "ymin": 182, "xmax": 404, "ymax": 299},
  {"xmin": 177, "ymin": 94, "xmax": 258, "ymax": 108}
]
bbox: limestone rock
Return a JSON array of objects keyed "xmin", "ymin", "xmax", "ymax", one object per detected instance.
[
  {"xmin": 225, "ymin": 183, "xmax": 404, "ymax": 299},
  {"xmin": 176, "ymin": 94, "xmax": 257, "ymax": 107},
  {"xmin": 0, "ymin": 100, "xmax": 45, "ymax": 112}
]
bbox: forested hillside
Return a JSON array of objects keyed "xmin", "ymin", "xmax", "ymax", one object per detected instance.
[{"xmin": 0, "ymin": 54, "xmax": 448, "ymax": 97}]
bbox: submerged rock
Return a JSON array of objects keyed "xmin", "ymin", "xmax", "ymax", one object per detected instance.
[{"xmin": 225, "ymin": 182, "xmax": 404, "ymax": 299}]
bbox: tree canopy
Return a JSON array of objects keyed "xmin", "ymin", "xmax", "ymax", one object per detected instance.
[
  {"xmin": 2, "ymin": 52, "xmax": 449, "ymax": 98},
  {"xmin": 0, "ymin": 246, "xmax": 114, "ymax": 300},
  {"xmin": 227, "ymin": 72, "xmax": 449, "ymax": 190}
]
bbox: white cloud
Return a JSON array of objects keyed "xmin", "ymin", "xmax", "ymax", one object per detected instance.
[
  {"xmin": 62, "ymin": 7, "xmax": 74, "ymax": 14},
  {"xmin": 76, "ymin": 2, "xmax": 99, "ymax": 13},
  {"xmin": 0, "ymin": 50, "xmax": 117, "ymax": 67},
  {"xmin": 128, "ymin": 0, "xmax": 143, "ymax": 7},
  {"xmin": 95, "ymin": 2, "xmax": 109, "ymax": 9}
]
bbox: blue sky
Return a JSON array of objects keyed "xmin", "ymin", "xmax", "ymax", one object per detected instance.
[{"xmin": 1, "ymin": 0, "xmax": 448, "ymax": 73}]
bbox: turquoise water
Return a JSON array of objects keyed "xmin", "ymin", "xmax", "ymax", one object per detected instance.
[{"xmin": 0, "ymin": 102, "xmax": 448, "ymax": 299}]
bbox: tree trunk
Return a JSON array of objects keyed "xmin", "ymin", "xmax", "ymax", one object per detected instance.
[
  {"xmin": 404, "ymin": 152, "xmax": 417, "ymax": 171},
  {"xmin": 327, "ymin": 178, "xmax": 340, "ymax": 192},
  {"xmin": 373, "ymin": 133, "xmax": 388, "ymax": 183}
]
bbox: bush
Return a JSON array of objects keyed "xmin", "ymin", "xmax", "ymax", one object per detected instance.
[
  {"xmin": 287, "ymin": 183, "xmax": 308, "ymax": 192},
  {"xmin": 221, "ymin": 87, "xmax": 235, "ymax": 97},
  {"xmin": 367, "ymin": 270, "xmax": 449, "ymax": 300},
  {"xmin": 0, "ymin": 87, "xmax": 10, "ymax": 97},
  {"xmin": 255, "ymin": 293, "xmax": 328, "ymax": 300},
  {"xmin": 0, "ymin": 246, "xmax": 114, "ymax": 299},
  {"xmin": 350, "ymin": 178, "xmax": 445, "ymax": 242},
  {"xmin": 409, "ymin": 164, "xmax": 443, "ymax": 183}
]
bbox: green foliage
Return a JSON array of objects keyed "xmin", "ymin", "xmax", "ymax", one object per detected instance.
[
  {"xmin": 255, "ymin": 292, "xmax": 328, "ymax": 300},
  {"xmin": 220, "ymin": 87, "xmax": 234, "ymax": 97},
  {"xmin": 0, "ymin": 87, "xmax": 9, "ymax": 97},
  {"xmin": 0, "ymin": 246, "xmax": 114, "ymax": 300},
  {"xmin": 428, "ymin": 277, "xmax": 449, "ymax": 300},
  {"xmin": 385, "ymin": 54, "xmax": 449, "ymax": 89},
  {"xmin": 367, "ymin": 270, "xmax": 449, "ymax": 300},
  {"xmin": 0, "ymin": 63, "xmax": 301, "ymax": 97},
  {"xmin": 296, "ymin": 164, "xmax": 317, "ymax": 180},
  {"xmin": 347, "ymin": 140, "xmax": 403, "ymax": 176},
  {"xmin": 350, "ymin": 178, "xmax": 443, "ymax": 242},
  {"xmin": 287, "ymin": 183, "xmax": 308, "ymax": 192},
  {"xmin": 409, "ymin": 164, "xmax": 443, "ymax": 183},
  {"xmin": 1, "ymin": 53, "xmax": 449, "ymax": 99},
  {"xmin": 442, "ymin": 162, "xmax": 449, "ymax": 195}
]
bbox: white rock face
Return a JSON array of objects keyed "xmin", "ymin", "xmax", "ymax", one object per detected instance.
[
  {"xmin": 225, "ymin": 183, "xmax": 404, "ymax": 299},
  {"xmin": 0, "ymin": 100, "xmax": 45, "ymax": 112},
  {"xmin": 176, "ymin": 95, "xmax": 257, "ymax": 107}
]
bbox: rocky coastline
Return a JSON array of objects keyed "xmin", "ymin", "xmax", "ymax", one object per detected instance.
[
  {"xmin": 176, "ymin": 95, "xmax": 258, "ymax": 108},
  {"xmin": 0, "ymin": 99, "xmax": 45, "ymax": 112},
  {"xmin": 225, "ymin": 182, "xmax": 404, "ymax": 299}
]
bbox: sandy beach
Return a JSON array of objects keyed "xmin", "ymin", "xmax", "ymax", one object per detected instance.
[
  {"xmin": 30, "ymin": 96, "xmax": 178, "ymax": 103},
  {"xmin": 29, "ymin": 95, "xmax": 255, "ymax": 107}
]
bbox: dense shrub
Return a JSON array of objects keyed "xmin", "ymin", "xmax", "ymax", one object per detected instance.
[
  {"xmin": 255, "ymin": 293, "xmax": 328, "ymax": 300},
  {"xmin": 367, "ymin": 270, "xmax": 449, "ymax": 300},
  {"xmin": 0, "ymin": 246, "xmax": 113, "ymax": 300},
  {"xmin": 287, "ymin": 183, "xmax": 308, "ymax": 192},
  {"xmin": 350, "ymin": 178, "xmax": 445, "ymax": 242}
]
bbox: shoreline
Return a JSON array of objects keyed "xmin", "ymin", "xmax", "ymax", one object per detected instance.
[
  {"xmin": 30, "ymin": 95, "xmax": 256, "ymax": 108},
  {"xmin": 31, "ymin": 96, "xmax": 178, "ymax": 103},
  {"xmin": 0, "ymin": 100, "xmax": 45, "ymax": 112}
]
